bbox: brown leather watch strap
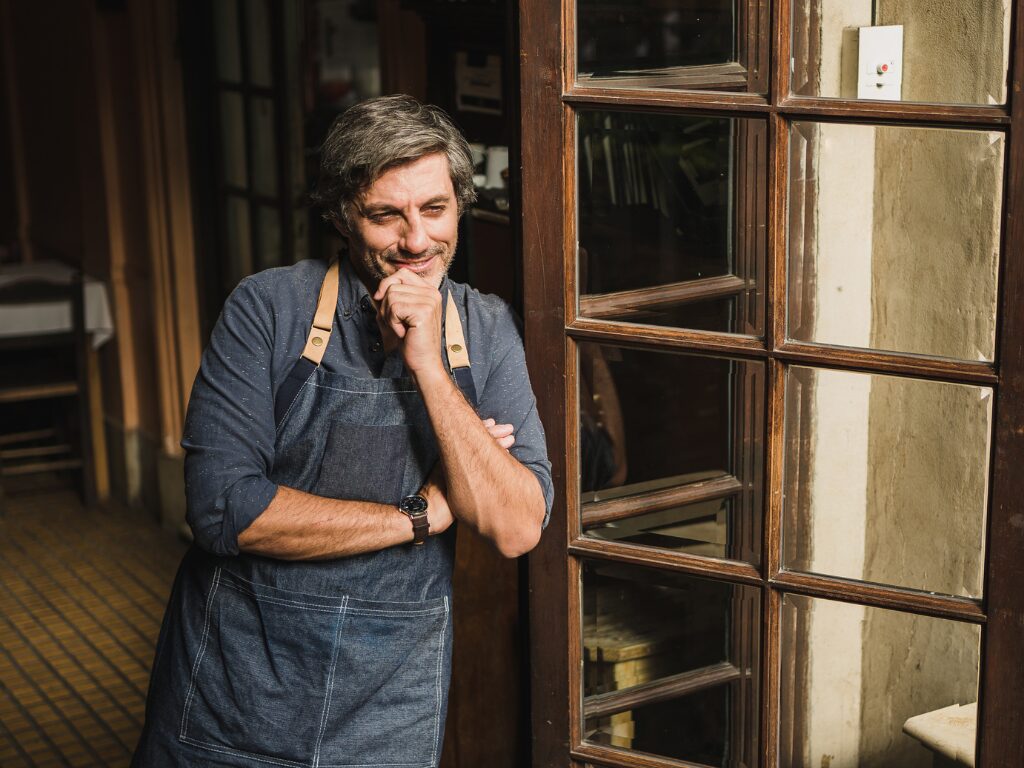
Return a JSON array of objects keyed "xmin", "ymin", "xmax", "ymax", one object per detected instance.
[{"xmin": 410, "ymin": 513, "xmax": 429, "ymax": 545}]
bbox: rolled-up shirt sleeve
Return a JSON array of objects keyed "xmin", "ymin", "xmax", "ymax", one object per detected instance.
[
  {"xmin": 475, "ymin": 300, "xmax": 554, "ymax": 528},
  {"xmin": 182, "ymin": 277, "xmax": 279, "ymax": 555}
]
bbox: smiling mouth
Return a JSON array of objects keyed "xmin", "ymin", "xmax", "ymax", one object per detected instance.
[
  {"xmin": 389, "ymin": 249, "xmax": 444, "ymax": 273},
  {"xmin": 392, "ymin": 254, "xmax": 435, "ymax": 273}
]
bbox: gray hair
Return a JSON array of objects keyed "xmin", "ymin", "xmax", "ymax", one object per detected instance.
[{"xmin": 312, "ymin": 94, "xmax": 477, "ymax": 230}]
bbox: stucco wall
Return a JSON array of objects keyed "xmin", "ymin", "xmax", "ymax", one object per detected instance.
[
  {"xmin": 857, "ymin": 11, "xmax": 1004, "ymax": 757},
  {"xmin": 789, "ymin": 3, "xmax": 1003, "ymax": 765},
  {"xmin": 876, "ymin": 0, "xmax": 1010, "ymax": 104}
]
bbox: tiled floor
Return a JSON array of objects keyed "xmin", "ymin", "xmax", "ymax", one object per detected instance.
[{"xmin": 0, "ymin": 486, "xmax": 187, "ymax": 766}]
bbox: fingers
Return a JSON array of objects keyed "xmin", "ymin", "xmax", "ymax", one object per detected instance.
[
  {"xmin": 375, "ymin": 284, "xmax": 440, "ymax": 341},
  {"xmin": 373, "ymin": 267, "xmax": 432, "ymax": 302},
  {"xmin": 482, "ymin": 418, "xmax": 516, "ymax": 450},
  {"xmin": 375, "ymin": 277, "xmax": 441, "ymax": 331}
]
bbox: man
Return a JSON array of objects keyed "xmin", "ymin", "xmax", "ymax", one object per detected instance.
[{"xmin": 132, "ymin": 94, "xmax": 552, "ymax": 767}]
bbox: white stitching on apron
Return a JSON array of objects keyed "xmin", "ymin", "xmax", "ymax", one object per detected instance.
[
  {"xmin": 179, "ymin": 567, "xmax": 222, "ymax": 740},
  {"xmin": 313, "ymin": 596, "xmax": 349, "ymax": 768}
]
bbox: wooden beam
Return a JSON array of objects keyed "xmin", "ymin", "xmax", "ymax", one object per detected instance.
[
  {"xmin": 0, "ymin": 382, "xmax": 77, "ymax": 403},
  {"xmin": 978, "ymin": 0, "xmax": 1024, "ymax": 764},
  {"xmin": 583, "ymin": 661, "xmax": 742, "ymax": 720},
  {"xmin": 130, "ymin": 0, "xmax": 202, "ymax": 458},
  {"xmin": 580, "ymin": 275, "xmax": 748, "ymax": 320},
  {"xmin": 577, "ymin": 61, "xmax": 748, "ymax": 91},
  {"xmin": 521, "ymin": 0, "xmax": 571, "ymax": 763},
  {"xmin": 582, "ymin": 474, "xmax": 742, "ymax": 528}
]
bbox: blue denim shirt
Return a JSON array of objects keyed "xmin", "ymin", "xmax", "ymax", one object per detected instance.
[{"xmin": 181, "ymin": 258, "xmax": 553, "ymax": 556}]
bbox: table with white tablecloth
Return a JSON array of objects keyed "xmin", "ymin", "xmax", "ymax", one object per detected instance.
[{"xmin": 0, "ymin": 260, "xmax": 114, "ymax": 348}]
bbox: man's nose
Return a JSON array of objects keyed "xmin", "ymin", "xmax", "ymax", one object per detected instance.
[{"xmin": 400, "ymin": 214, "xmax": 430, "ymax": 255}]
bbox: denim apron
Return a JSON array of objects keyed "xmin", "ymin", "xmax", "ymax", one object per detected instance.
[{"xmin": 134, "ymin": 261, "xmax": 476, "ymax": 768}]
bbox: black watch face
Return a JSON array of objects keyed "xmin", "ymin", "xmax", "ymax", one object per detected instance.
[{"xmin": 399, "ymin": 494, "xmax": 428, "ymax": 515}]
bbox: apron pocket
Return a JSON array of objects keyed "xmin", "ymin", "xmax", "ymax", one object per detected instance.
[
  {"xmin": 314, "ymin": 421, "xmax": 433, "ymax": 505},
  {"xmin": 179, "ymin": 568, "xmax": 347, "ymax": 766},
  {"xmin": 319, "ymin": 595, "xmax": 451, "ymax": 768}
]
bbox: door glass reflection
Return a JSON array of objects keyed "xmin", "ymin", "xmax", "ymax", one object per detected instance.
[
  {"xmin": 225, "ymin": 196, "xmax": 252, "ymax": 287},
  {"xmin": 779, "ymin": 594, "xmax": 979, "ymax": 768},
  {"xmin": 583, "ymin": 561, "xmax": 759, "ymax": 766},
  {"xmin": 787, "ymin": 121, "xmax": 1003, "ymax": 362},
  {"xmin": 214, "ymin": 0, "xmax": 242, "ymax": 82},
  {"xmin": 247, "ymin": 0, "xmax": 274, "ymax": 88},
  {"xmin": 220, "ymin": 93, "xmax": 248, "ymax": 189},
  {"xmin": 254, "ymin": 206, "xmax": 281, "ymax": 273},
  {"xmin": 783, "ymin": 366, "xmax": 990, "ymax": 598},
  {"xmin": 791, "ymin": 0, "xmax": 1010, "ymax": 105},
  {"xmin": 578, "ymin": 0, "xmax": 736, "ymax": 77},
  {"xmin": 579, "ymin": 344, "xmax": 762, "ymax": 564},
  {"xmin": 587, "ymin": 496, "xmax": 734, "ymax": 559},
  {"xmin": 250, "ymin": 98, "xmax": 279, "ymax": 198},
  {"xmin": 578, "ymin": 111, "xmax": 765, "ymax": 334}
]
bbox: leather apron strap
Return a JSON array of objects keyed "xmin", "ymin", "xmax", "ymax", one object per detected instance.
[
  {"xmin": 301, "ymin": 258, "xmax": 340, "ymax": 365},
  {"xmin": 443, "ymin": 288, "xmax": 478, "ymax": 406}
]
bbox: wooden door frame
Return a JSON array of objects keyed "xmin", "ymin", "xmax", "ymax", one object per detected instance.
[{"xmin": 521, "ymin": 1, "xmax": 1024, "ymax": 766}]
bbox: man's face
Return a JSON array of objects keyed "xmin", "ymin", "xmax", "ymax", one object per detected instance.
[{"xmin": 340, "ymin": 152, "xmax": 459, "ymax": 290}]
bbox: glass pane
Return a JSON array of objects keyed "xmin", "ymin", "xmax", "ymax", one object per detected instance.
[
  {"xmin": 251, "ymin": 98, "xmax": 278, "ymax": 197},
  {"xmin": 225, "ymin": 196, "xmax": 252, "ymax": 287},
  {"xmin": 579, "ymin": 344, "xmax": 762, "ymax": 564},
  {"xmin": 578, "ymin": 0, "xmax": 737, "ymax": 80},
  {"xmin": 791, "ymin": 0, "xmax": 1010, "ymax": 105},
  {"xmin": 214, "ymin": 0, "xmax": 242, "ymax": 82},
  {"xmin": 583, "ymin": 561, "xmax": 760, "ymax": 766},
  {"xmin": 247, "ymin": 0, "xmax": 274, "ymax": 87},
  {"xmin": 254, "ymin": 206, "xmax": 281, "ymax": 273},
  {"xmin": 578, "ymin": 110, "xmax": 764, "ymax": 335},
  {"xmin": 788, "ymin": 121, "xmax": 1003, "ymax": 362},
  {"xmin": 779, "ymin": 594, "xmax": 979, "ymax": 768},
  {"xmin": 783, "ymin": 366, "xmax": 990, "ymax": 598},
  {"xmin": 220, "ymin": 93, "xmax": 247, "ymax": 189},
  {"xmin": 587, "ymin": 496, "xmax": 734, "ymax": 558}
]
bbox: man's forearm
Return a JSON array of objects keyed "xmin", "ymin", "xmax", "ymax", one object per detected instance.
[
  {"xmin": 416, "ymin": 368, "xmax": 546, "ymax": 558},
  {"xmin": 237, "ymin": 486, "xmax": 415, "ymax": 560}
]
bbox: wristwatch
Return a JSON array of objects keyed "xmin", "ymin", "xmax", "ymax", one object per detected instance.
[{"xmin": 399, "ymin": 494, "xmax": 429, "ymax": 545}]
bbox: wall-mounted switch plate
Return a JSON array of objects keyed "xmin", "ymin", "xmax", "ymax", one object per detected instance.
[{"xmin": 857, "ymin": 25, "xmax": 903, "ymax": 101}]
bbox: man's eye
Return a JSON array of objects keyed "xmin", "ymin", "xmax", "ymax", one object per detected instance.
[
  {"xmin": 369, "ymin": 213, "xmax": 396, "ymax": 224},
  {"xmin": 424, "ymin": 206, "xmax": 446, "ymax": 215}
]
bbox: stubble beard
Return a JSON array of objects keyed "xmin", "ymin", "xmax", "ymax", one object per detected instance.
[{"xmin": 375, "ymin": 242, "xmax": 455, "ymax": 288}]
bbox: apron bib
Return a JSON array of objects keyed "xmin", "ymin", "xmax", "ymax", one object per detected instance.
[{"xmin": 135, "ymin": 261, "xmax": 476, "ymax": 768}]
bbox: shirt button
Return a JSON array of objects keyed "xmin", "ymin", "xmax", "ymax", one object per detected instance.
[
  {"xmin": 343, "ymin": 309, "xmax": 352, "ymax": 319},
  {"xmin": 360, "ymin": 297, "xmax": 372, "ymax": 313},
  {"xmin": 371, "ymin": 341, "xmax": 382, "ymax": 353}
]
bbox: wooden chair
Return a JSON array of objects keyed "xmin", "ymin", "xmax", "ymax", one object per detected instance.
[{"xmin": 0, "ymin": 272, "xmax": 96, "ymax": 510}]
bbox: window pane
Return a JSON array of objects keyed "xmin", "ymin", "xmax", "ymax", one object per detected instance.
[
  {"xmin": 579, "ymin": 344, "xmax": 762, "ymax": 564},
  {"xmin": 214, "ymin": 0, "xmax": 242, "ymax": 82},
  {"xmin": 587, "ymin": 496, "xmax": 735, "ymax": 558},
  {"xmin": 583, "ymin": 561, "xmax": 759, "ymax": 766},
  {"xmin": 791, "ymin": 0, "xmax": 1010, "ymax": 105},
  {"xmin": 787, "ymin": 121, "xmax": 1003, "ymax": 362},
  {"xmin": 225, "ymin": 196, "xmax": 252, "ymax": 286},
  {"xmin": 783, "ymin": 366, "xmax": 990, "ymax": 598},
  {"xmin": 251, "ymin": 98, "xmax": 278, "ymax": 197},
  {"xmin": 220, "ymin": 93, "xmax": 247, "ymax": 189},
  {"xmin": 577, "ymin": 0, "xmax": 738, "ymax": 85},
  {"xmin": 254, "ymin": 206, "xmax": 281, "ymax": 272},
  {"xmin": 578, "ymin": 111, "xmax": 765, "ymax": 335},
  {"xmin": 247, "ymin": 0, "xmax": 274, "ymax": 88},
  {"xmin": 779, "ymin": 594, "xmax": 979, "ymax": 768}
]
